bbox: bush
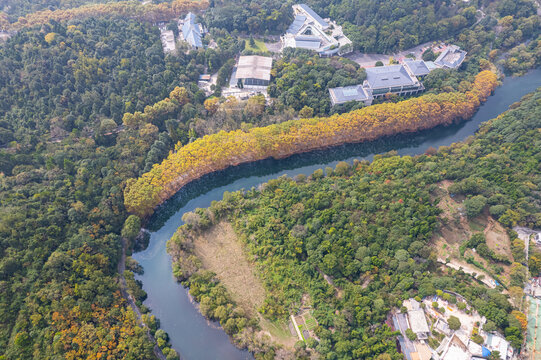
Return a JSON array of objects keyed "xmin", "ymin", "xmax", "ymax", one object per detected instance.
[
  {"xmin": 464, "ymin": 195, "xmax": 487, "ymax": 218},
  {"xmin": 448, "ymin": 316, "xmax": 461, "ymax": 330},
  {"xmin": 406, "ymin": 328, "xmax": 417, "ymax": 341}
]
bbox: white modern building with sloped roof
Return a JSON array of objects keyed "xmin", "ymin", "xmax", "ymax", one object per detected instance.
[
  {"xmin": 281, "ymin": 4, "xmax": 352, "ymax": 57},
  {"xmin": 364, "ymin": 64, "xmax": 424, "ymax": 98}
]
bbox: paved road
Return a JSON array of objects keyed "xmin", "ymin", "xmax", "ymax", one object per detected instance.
[{"xmin": 345, "ymin": 42, "xmax": 433, "ymax": 67}]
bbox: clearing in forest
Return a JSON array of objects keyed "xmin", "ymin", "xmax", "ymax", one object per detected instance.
[
  {"xmin": 432, "ymin": 181, "xmax": 513, "ymax": 286},
  {"xmin": 193, "ymin": 221, "xmax": 265, "ymax": 315},
  {"xmin": 193, "ymin": 221, "xmax": 296, "ymax": 348}
]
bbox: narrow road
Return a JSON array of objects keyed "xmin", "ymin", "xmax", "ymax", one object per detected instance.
[{"xmin": 118, "ymin": 237, "xmax": 167, "ymax": 360}]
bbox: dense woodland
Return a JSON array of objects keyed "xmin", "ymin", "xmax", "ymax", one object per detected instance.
[
  {"xmin": 0, "ymin": 0, "xmax": 540, "ymax": 358},
  {"xmin": 0, "ymin": 18, "xmax": 193, "ymax": 359},
  {"xmin": 124, "ymin": 71, "xmax": 497, "ymax": 218},
  {"xmin": 169, "ymin": 88, "xmax": 541, "ymax": 359}
]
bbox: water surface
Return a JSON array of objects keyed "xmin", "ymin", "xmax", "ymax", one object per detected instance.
[{"xmin": 133, "ymin": 69, "xmax": 541, "ymax": 360}]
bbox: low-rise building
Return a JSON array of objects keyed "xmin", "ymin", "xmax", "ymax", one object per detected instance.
[
  {"xmin": 234, "ymin": 55, "xmax": 273, "ymax": 89},
  {"xmin": 160, "ymin": 30, "xmax": 176, "ymax": 53},
  {"xmin": 364, "ymin": 65, "xmax": 424, "ymax": 98},
  {"xmin": 434, "ymin": 45, "xmax": 467, "ymax": 69},
  {"xmin": 281, "ymin": 4, "xmax": 352, "ymax": 57},
  {"xmin": 180, "ymin": 12, "xmax": 204, "ymax": 49},
  {"xmin": 403, "ymin": 59, "xmax": 431, "ymax": 78},
  {"xmin": 328, "ymin": 85, "xmax": 373, "ymax": 107},
  {"xmin": 408, "ymin": 308, "xmax": 430, "ymax": 340}
]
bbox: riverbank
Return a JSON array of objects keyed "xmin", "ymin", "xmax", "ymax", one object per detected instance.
[
  {"xmin": 125, "ymin": 71, "xmax": 498, "ymax": 218},
  {"xmin": 133, "ymin": 69, "xmax": 541, "ymax": 360}
]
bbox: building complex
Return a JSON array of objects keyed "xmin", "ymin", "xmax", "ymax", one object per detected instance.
[{"xmin": 281, "ymin": 4, "xmax": 353, "ymax": 57}]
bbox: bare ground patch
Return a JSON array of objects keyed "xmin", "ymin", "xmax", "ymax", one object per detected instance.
[
  {"xmin": 193, "ymin": 221, "xmax": 265, "ymax": 316},
  {"xmin": 485, "ymin": 220, "xmax": 513, "ymax": 260},
  {"xmin": 193, "ymin": 221, "xmax": 296, "ymax": 348},
  {"xmin": 432, "ymin": 181, "xmax": 513, "ymax": 287}
]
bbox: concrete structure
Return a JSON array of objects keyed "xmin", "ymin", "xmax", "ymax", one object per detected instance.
[
  {"xmin": 281, "ymin": 4, "xmax": 352, "ymax": 57},
  {"xmin": 486, "ymin": 333, "xmax": 511, "ymax": 360},
  {"xmin": 407, "ymin": 309, "xmax": 430, "ymax": 340},
  {"xmin": 160, "ymin": 30, "xmax": 176, "ymax": 53},
  {"xmin": 180, "ymin": 12, "xmax": 204, "ymax": 49},
  {"xmin": 435, "ymin": 45, "xmax": 467, "ymax": 69},
  {"xmin": 329, "ymin": 85, "xmax": 373, "ymax": 106},
  {"xmin": 364, "ymin": 64, "xmax": 424, "ymax": 98},
  {"xmin": 234, "ymin": 55, "xmax": 273, "ymax": 89}
]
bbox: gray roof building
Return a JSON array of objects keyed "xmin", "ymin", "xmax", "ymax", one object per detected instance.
[
  {"xmin": 293, "ymin": 35, "xmax": 321, "ymax": 50},
  {"xmin": 287, "ymin": 14, "xmax": 308, "ymax": 34},
  {"xmin": 435, "ymin": 45, "xmax": 467, "ymax": 69},
  {"xmin": 329, "ymin": 85, "xmax": 373, "ymax": 106},
  {"xmin": 366, "ymin": 65, "xmax": 415, "ymax": 89},
  {"xmin": 182, "ymin": 12, "xmax": 203, "ymax": 49},
  {"xmin": 298, "ymin": 4, "xmax": 329, "ymax": 29},
  {"xmin": 404, "ymin": 60, "xmax": 431, "ymax": 77}
]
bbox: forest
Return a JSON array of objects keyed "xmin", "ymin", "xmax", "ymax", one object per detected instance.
[
  {"xmin": 124, "ymin": 70, "xmax": 497, "ymax": 218},
  {"xmin": 0, "ymin": 17, "xmax": 202, "ymax": 359},
  {"xmin": 168, "ymin": 87, "xmax": 541, "ymax": 359},
  {"xmin": 0, "ymin": 0, "xmax": 539, "ymax": 358}
]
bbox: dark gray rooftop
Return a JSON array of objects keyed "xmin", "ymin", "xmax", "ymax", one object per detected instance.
[
  {"xmin": 298, "ymin": 4, "xmax": 328, "ymax": 29},
  {"xmin": 287, "ymin": 14, "xmax": 307, "ymax": 34},
  {"xmin": 294, "ymin": 35, "xmax": 321, "ymax": 50},
  {"xmin": 329, "ymin": 85, "xmax": 371, "ymax": 104},
  {"xmin": 365, "ymin": 65, "xmax": 416, "ymax": 89},
  {"xmin": 404, "ymin": 60, "xmax": 431, "ymax": 76}
]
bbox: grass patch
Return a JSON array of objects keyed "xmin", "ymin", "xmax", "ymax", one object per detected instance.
[
  {"xmin": 245, "ymin": 39, "xmax": 268, "ymax": 52},
  {"xmin": 304, "ymin": 313, "xmax": 318, "ymax": 330}
]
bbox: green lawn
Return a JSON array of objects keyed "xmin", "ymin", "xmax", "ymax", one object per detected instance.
[{"xmin": 245, "ymin": 39, "xmax": 268, "ymax": 52}]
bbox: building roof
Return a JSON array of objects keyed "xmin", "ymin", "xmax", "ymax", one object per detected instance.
[
  {"xmin": 366, "ymin": 65, "xmax": 416, "ymax": 89},
  {"xmin": 182, "ymin": 12, "xmax": 203, "ymax": 48},
  {"xmin": 294, "ymin": 35, "xmax": 321, "ymax": 50},
  {"xmin": 298, "ymin": 4, "xmax": 328, "ymax": 29},
  {"xmin": 408, "ymin": 309, "xmax": 429, "ymax": 334},
  {"xmin": 486, "ymin": 333, "xmax": 509, "ymax": 359},
  {"xmin": 329, "ymin": 85, "xmax": 372, "ymax": 104},
  {"xmin": 435, "ymin": 45, "xmax": 467, "ymax": 69},
  {"xmin": 287, "ymin": 14, "xmax": 308, "ymax": 34},
  {"xmin": 404, "ymin": 60, "xmax": 431, "ymax": 76},
  {"xmin": 236, "ymin": 56, "xmax": 273, "ymax": 81}
]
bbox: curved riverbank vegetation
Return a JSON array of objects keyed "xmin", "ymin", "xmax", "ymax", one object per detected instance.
[
  {"xmin": 125, "ymin": 71, "xmax": 498, "ymax": 218},
  {"xmin": 167, "ymin": 87, "xmax": 541, "ymax": 359}
]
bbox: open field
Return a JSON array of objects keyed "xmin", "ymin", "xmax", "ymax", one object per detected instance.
[
  {"xmin": 193, "ymin": 221, "xmax": 265, "ymax": 315},
  {"xmin": 193, "ymin": 221, "xmax": 296, "ymax": 348},
  {"xmin": 244, "ymin": 39, "xmax": 268, "ymax": 52}
]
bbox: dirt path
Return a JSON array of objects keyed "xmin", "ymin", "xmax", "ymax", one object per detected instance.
[
  {"xmin": 118, "ymin": 237, "xmax": 167, "ymax": 360},
  {"xmin": 437, "ymin": 258, "xmax": 496, "ymax": 288}
]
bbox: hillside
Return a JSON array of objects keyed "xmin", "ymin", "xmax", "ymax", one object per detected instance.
[{"xmin": 168, "ymin": 88, "xmax": 541, "ymax": 358}]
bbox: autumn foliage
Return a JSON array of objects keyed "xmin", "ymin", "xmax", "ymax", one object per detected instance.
[
  {"xmin": 124, "ymin": 71, "xmax": 498, "ymax": 217},
  {"xmin": 9, "ymin": 0, "xmax": 208, "ymax": 30}
]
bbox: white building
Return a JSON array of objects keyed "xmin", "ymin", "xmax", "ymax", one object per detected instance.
[
  {"xmin": 281, "ymin": 4, "xmax": 352, "ymax": 57},
  {"xmin": 234, "ymin": 55, "xmax": 273, "ymax": 89}
]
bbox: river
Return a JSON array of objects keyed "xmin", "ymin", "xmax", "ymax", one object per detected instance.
[{"xmin": 133, "ymin": 69, "xmax": 541, "ymax": 360}]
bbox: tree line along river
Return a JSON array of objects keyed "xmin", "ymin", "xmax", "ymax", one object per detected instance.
[{"xmin": 133, "ymin": 69, "xmax": 541, "ymax": 360}]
